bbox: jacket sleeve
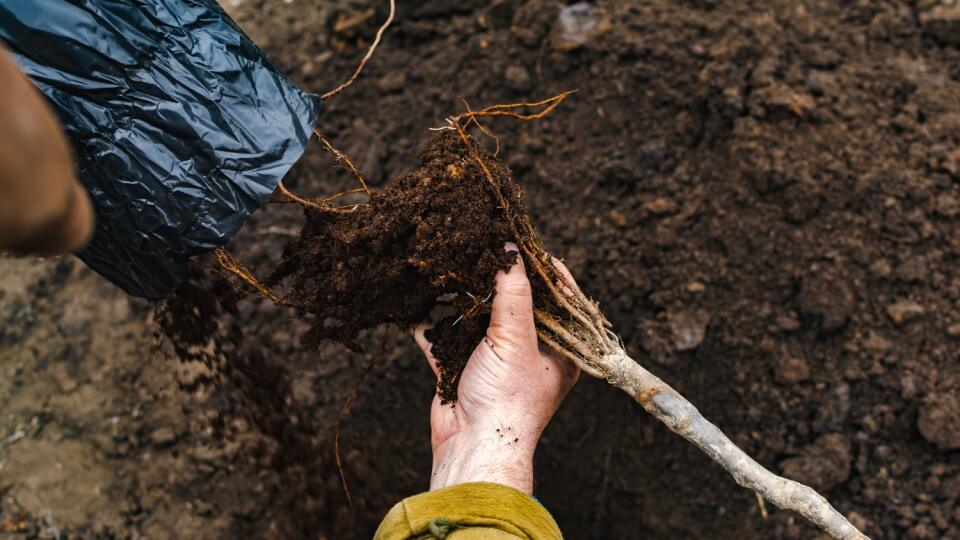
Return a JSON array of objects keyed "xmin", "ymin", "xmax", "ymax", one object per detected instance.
[{"xmin": 374, "ymin": 482, "xmax": 562, "ymax": 539}]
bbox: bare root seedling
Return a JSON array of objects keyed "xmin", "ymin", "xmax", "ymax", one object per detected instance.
[{"xmin": 441, "ymin": 96, "xmax": 867, "ymax": 540}]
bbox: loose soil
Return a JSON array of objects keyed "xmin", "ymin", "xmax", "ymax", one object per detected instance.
[
  {"xmin": 268, "ymin": 131, "xmax": 519, "ymax": 403},
  {"xmin": 2, "ymin": 1, "xmax": 960, "ymax": 539}
]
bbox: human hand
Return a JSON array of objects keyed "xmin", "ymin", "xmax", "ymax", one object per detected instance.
[
  {"xmin": 413, "ymin": 243, "xmax": 580, "ymax": 494},
  {"xmin": 0, "ymin": 48, "xmax": 94, "ymax": 254}
]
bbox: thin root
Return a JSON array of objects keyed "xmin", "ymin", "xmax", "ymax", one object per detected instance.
[
  {"xmin": 316, "ymin": 130, "xmax": 372, "ymax": 196},
  {"xmin": 277, "ymin": 180, "xmax": 360, "ymax": 215},
  {"xmin": 452, "ymin": 91, "xmax": 576, "ymax": 123},
  {"xmin": 460, "ymin": 97, "xmax": 501, "ymax": 157},
  {"xmin": 213, "ymin": 248, "xmax": 282, "ymax": 304},
  {"xmin": 323, "ymin": 187, "xmax": 369, "ymax": 205},
  {"xmin": 409, "ymin": 258, "xmax": 470, "ymax": 285},
  {"xmin": 451, "ymin": 119, "xmax": 605, "ymax": 345},
  {"xmin": 335, "ymin": 327, "xmax": 391, "ymax": 506},
  {"xmin": 321, "ymin": 0, "xmax": 396, "ymax": 100}
]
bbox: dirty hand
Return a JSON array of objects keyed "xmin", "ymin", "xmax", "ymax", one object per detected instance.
[{"xmin": 413, "ymin": 243, "xmax": 580, "ymax": 494}]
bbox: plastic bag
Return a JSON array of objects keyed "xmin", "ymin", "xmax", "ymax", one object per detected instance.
[{"xmin": 0, "ymin": 0, "xmax": 322, "ymax": 298}]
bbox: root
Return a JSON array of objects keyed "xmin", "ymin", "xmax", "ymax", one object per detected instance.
[
  {"xmin": 335, "ymin": 328, "xmax": 391, "ymax": 507},
  {"xmin": 321, "ymin": 0, "xmax": 396, "ymax": 100},
  {"xmin": 599, "ymin": 348, "xmax": 867, "ymax": 540},
  {"xmin": 442, "ymin": 95, "xmax": 868, "ymax": 540},
  {"xmin": 276, "ymin": 180, "xmax": 358, "ymax": 215},
  {"xmin": 452, "ymin": 117, "xmax": 604, "ymax": 347},
  {"xmin": 451, "ymin": 91, "xmax": 576, "ymax": 123},
  {"xmin": 213, "ymin": 248, "xmax": 282, "ymax": 304},
  {"xmin": 323, "ymin": 187, "xmax": 369, "ymax": 205},
  {"xmin": 315, "ymin": 130, "xmax": 372, "ymax": 196},
  {"xmin": 408, "ymin": 258, "xmax": 470, "ymax": 286},
  {"xmin": 460, "ymin": 98, "xmax": 501, "ymax": 157}
]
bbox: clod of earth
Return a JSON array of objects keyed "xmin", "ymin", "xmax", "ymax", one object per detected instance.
[{"xmin": 267, "ymin": 131, "xmax": 516, "ymax": 402}]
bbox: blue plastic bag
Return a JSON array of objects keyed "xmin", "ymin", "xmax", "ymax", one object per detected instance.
[{"xmin": 0, "ymin": 0, "xmax": 322, "ymax": 297}]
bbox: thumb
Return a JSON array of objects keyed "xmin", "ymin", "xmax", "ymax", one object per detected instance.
[{"xmin": 487, "ymin": 243, "xmax": 536, "ymax": 350}]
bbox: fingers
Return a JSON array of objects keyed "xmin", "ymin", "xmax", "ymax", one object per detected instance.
[
  {"xmin": 487, "ymin": 243, "xmax": 536, "ymax": 348},
  {"xmin": 412, "ymin": 323, "xmax": 440, "ymax": 378}
]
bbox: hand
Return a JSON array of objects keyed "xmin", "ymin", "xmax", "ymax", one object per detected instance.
[
  {"xmin": 413, "ymin": 243, "xmax": 580, "ymax": 494},
  {"xmin": 0, "ymin": 47, "xmax": 94, "ymax": 253}
]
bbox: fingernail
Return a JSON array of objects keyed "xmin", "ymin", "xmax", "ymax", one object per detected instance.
[{"xmin": 504, "ymin": 242, "xmax": 519, "ymax": 254}]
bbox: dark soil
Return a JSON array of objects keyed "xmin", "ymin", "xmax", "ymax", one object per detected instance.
[
  {"xmin": 4, "ymin": 1, "xmax": 960, "ymax": 539},
  {"xmin": 267, "ymin": 132, "xmax": 519, "ymax": 402},
  {"xmin": 226, "ymin": 0, "xmax": 960, "ymax": 538},
  {"xmin": 424, "ymin": 314, "xmax": 490, "ymax": 403},
  {"xmin": 155, "ymin": 268, "xmax": 322, "ymax": 466}
]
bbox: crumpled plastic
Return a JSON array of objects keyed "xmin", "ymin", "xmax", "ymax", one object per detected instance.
[{"xmin": 0, "ymin": 0, "xmax": 322, "ymax": 298}]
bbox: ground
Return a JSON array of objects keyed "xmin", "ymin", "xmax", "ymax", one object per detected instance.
[{"xmin": 2, "ymin": 0, "xmax": 960, "ymax": 538}]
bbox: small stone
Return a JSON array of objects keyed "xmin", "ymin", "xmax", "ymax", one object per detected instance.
[
  {"xmin": 946, "ymin": 324, "xmax": 960, "ymax": 337},
  {"xmin": 552, "ymin": 3, "xmax": 611, "ymax": 51},
  {"xmin": 945, "ymin": 147, "xmax": 960, "ymax": 179},
  {"xmin": 686, "ymin": 281, "xmax": 706, "ymax": 294},
  {"xmin": 775, "ymin": 356, "xmax": 810, "ymax": 383},
  {"xmin": 644, "ymin": 197, "xmax": 676, "ymax": 215},
  {"xmin": 504, "ymin": 65, "xmax": 532, "ymax": 92},
  {"xmin": 887, "ymin": 300, "xmax": 925, "ymax": 325},
  {"xmin": 751, "ymin": 83, "xmax": 816, "ymax": 118},
  {"xmin": 668, "ymin": 310, "xmax": 709, "ymax": 351},
  {"xmin": 907, "ymin": 522, "xmax": 934, "ymax": 539},
  {"xmin": 60, "ymin": 375, "xmax": 78, "ymax": 393},
  {"xmin": 918, "ymin": 394, "xmax": 960, "ymax": 450},
  {"xmin": 149, "ymin": 426, "xmax": 177, "ymax": 448}
]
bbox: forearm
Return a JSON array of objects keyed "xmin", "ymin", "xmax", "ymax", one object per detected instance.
[{"xmin": 0, "ymin": 46, "xmax": 93, "ymax": 253}]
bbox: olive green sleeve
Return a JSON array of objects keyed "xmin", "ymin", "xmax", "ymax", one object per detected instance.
[{"xmin": 374, "ymin": 482, "xmax": 562, "ymax": 539}]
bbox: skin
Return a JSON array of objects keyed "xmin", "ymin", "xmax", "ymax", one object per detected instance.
[
  {"xmin": 414, "ymin": 243, "xmax": 580, "ymax": 494},
  {"xmin": 0, "ymin": 47, "xmax": 94, "ymax": 254}
]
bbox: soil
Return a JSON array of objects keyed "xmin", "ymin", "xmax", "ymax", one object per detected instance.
[
  {"xmin": 3, "ymin": 1, "xmax": 960, "ymax": 539},
  {"xmin": 267, "ymin": 131, "xmax": 519, "ymax": 403}
]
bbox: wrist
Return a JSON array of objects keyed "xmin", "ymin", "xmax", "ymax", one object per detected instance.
[{"xmin": 430, "ymin": 426, "xmax": 537, "ymax": 494}]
